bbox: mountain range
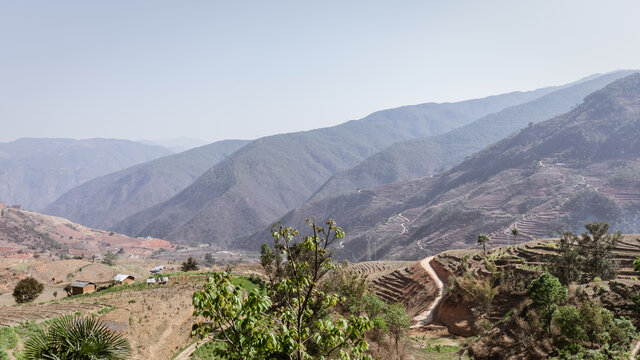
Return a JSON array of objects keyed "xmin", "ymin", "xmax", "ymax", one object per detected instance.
[
  {"xmin": 238, "ymin": 73, "xmax": 640, "ymax": 261},
  {"xmin": 105, "ymin": 86, "xmax": 563, "ymax": 246},
  {"xmin": 44, "ymin": 139, "xmax": 250, "ymax": 230},
  {"xmin": 0, "ymin": 138, "xmax": 170, "ymax": 211},
  {"xmin": 311, "ymin": 71, "xmax": 635, "ymax": 200}
]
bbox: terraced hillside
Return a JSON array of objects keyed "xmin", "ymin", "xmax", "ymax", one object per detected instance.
[
  {"xmin": 312, "ymin": 70, "xmax": 636, "ymax": 200},
  {"xmin": 364, "ymin": 262, "xmax": 439, "ymax": 318},
  {"xmin": 0, "ymin": 202, "xmax": 173, "ymax": 259},
  {"xmin": 0, "ymin": 303, "xmax": 104, "ymax": 327},
  {"xmin": 429, "ymin": 233, "xmax": 640, "ymax": 358},
  {"xmin": 245, "ymin": 73, "xmax": 640, "ymax": 261}
]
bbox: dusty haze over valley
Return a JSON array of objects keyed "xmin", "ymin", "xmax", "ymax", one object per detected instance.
[{"xmin": 2, "ymin": 2, "xmax": 640, "ymax": 360}]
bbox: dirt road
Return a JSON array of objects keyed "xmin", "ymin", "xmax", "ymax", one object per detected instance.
[{"xmin": 411, "ymin": 256, "xmax": 444, "ymax": 328}]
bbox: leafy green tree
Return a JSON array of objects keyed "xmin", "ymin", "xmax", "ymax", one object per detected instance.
[
  {"xmin": 192, "ymin": 219, "xmax": 373, "ymax": 360},
  {"xmin": 13, "ymin": 277, "xmax": 44, "ymax": 303},
  {"xmin": 23, "ymin": 316, "xmax": 130, "ymax": 360},
  {"xmin": 528, "ymin": 272, "xmax": 567, "ymax": 331},
  {"xmin": 580, "ymin": 300, "xmax": 614, "ymax": 347},
  {"xmin": 610, "ymin": 317, "xmax": 636, "ymax": 349},
  {"xmin": 511, "ymin": 228, "xmax": 520, "ymax": 244},
  {"xmin": 192, "ymin": 272, "xmax": 275, "ymax": 359},
  {"xmin": 323, "ymin": 265, "xmax": 369, "ymax": 315},
  {"xmin": 181, "ymin": 257, "xmax": 199, "ymax": 272},
  {"xmin": 384, "ymin": 303, "xmax": 411, "ymax": 357},
  {"xmin": 553, "ymin": 305, "xmax": 587, "ymax": 348},
  {"xmin": 477, "ymin": 234, "xmax": 490, "ymax": 255},
  {"xmin": 363, "ymin": 294, "xmax": 388, "ymax": 352},
  {"xmin": 552, "ymin": 232, "xmax": 582, "ymax": 285},
  {"xmin": 576, "ymin": 222, "xmax": 620, "ymax": 281}
]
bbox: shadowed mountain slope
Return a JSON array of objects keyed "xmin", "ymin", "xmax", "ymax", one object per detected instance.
[
  {"xmin": 0, "ymin": 138, "xmax": 170, "ymax": 211},
  {"xmin": 111, "ymin": 85, "xmax": 564, "ymax": 245},
  {"xmin": 44, "ymin": 139, "xmax": 250, "ymax": 230},
  {"xmin": 311, "ymin": 70, "xmax": 636, "ymax": 200},
  {"xmin": 237, "ymin": 73, "xmax": 640, "ymax": 261}
]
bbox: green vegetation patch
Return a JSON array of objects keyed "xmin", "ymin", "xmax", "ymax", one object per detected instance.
[
  {"xmin": 0, "ymin": 327, "xmax": 18, "ymax": 350},
  {"xmin": 423, "ymin": 344, "xmax": 460, "ymax": 353},
  {"xmin": 190, "ymin": 341, "xmax": 223, "ymax": 359}
]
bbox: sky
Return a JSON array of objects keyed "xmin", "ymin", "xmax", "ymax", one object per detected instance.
[{"xmin": 1, "ymin": 0, "xmax": 640, "ymax": 143}]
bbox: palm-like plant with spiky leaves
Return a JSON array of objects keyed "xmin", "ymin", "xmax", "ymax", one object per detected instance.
[
  {"xmin": 477, "ymin": 234, "xmax": 490, "ymax": 255},
  {"xmin": 23, "ymin": 316, "xmax": 130, "ymax": 360}
]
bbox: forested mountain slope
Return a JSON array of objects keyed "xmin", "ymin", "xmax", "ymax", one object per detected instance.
[
  {"xmin": 239, "ymin": 73, "xmax": 640, "ymax": 261},
  {"xmin": 111, "ymin": 85, "xmax": 562, "ymax": 245},
  {"xmin": 0, "ymin": 138, "xmax": 170, "ymax": 211},
  {"xmin": 44, "ymin": 139, "xmax": 250, "ymax": 229},
  {"xmin": 311, "ymin": 70, "xmax": 636, "ymax": 200}
]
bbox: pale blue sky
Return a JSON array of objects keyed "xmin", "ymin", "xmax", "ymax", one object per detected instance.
[{"xmin": 1, "ymin": 0, "xmax": 639, "ymax": 143}]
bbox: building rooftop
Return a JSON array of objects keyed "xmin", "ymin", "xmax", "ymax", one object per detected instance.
[{"xmin": 71, "ymin": 280, "xmax": 95, "ymax": 287}]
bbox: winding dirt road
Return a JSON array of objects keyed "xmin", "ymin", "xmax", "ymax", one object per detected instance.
[{"xmin": 411, "ymin": 255, "xmax": 445, "ymax": 328}]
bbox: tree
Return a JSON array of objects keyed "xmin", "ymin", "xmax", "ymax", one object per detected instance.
[
  {"xmin": 204, "ymin": 253, "xmax": 215, "ymax": 266},
  {"xmin": 511, "ymin": 228, "xmax": 520, "ymax": 244},
  {"xmin": 579, "ymin": 300, "xmax": 614, "ymax": 347},
  {"xmin": 553, "ymin": 305, "xmax": 587, "ymax": 349},
  {"xmin": 477, "ymin": 234, "xmax": 490, "ymax": 255},
  {"xmin": 101, "ymin": 252, "xmax": 117, "ymax": 266},
  {"xmin": 192, "ymin": 219, "xmax": 373, "ymax": 360},
  {"xmin": 576, "ymin": 222, "xmax": 620, "ymax": 281},
  {"xmin": 363, "ymin": 294, "xmax": 389, "ymax": 353},
  {"xmin": 528, "ymin": 272, "xmax": 567, "ymax": 331},
  {"xmin": 385, "ymin": 303, "xmax": 411, "ymax": 357},
  {"xmin": 13, "ymin": 277, "xmax": 44, "ymax": 303},
  {"xmin": 552, "ymin": 232, "xmax": 582, "ymax": 285},
  {"xmin": 23, "ymin": 316, "xmax": 130, "ymax": 360},
  {"xmin": 181, "ymin": 257, "xmax": 199, "ymax": 272}
]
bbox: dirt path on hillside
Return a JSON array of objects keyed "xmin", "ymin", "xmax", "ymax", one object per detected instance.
[
  {"xmin": 174, "ymin": 338, "xmax": 209, "ymax": 360},
  {"xmin": 411, "ymin": 256, "xmax": 444, "ymax": 328},
  {"xmin": 630, "ymin": 337, "xmax": 640, "ymax": 360}
]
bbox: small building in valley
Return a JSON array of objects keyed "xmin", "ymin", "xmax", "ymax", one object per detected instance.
[
  {"xmin": 150, "ymin": 266, "xmax": 165, "ymax": 273},
  {"xmin": 71, "ymin": 280, "xmax": 97, "ymax": 295},
  {"xmin": 112, "ymin": 274, "xmax": 135, "ymax": 284}
]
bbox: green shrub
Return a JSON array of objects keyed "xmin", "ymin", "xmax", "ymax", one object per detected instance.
[
  {"xmin": 0, "ymin": 327, "xmax": 18, "ymax": 349},
  {"xmin": 13, "ymin": 278, "xmax": 44, "ymax": 303}
]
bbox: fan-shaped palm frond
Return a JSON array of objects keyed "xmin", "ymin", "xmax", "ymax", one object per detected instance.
[{"xmin": 23, "ymin": 316, "xmax": 131, "ymax": 360}]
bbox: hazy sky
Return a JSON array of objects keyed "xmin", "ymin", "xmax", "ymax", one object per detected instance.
[{"xmin": 1, "ymin": 1, "xmax": 639, "ymax": 143}]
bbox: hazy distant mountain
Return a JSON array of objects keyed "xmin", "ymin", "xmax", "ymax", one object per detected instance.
[
  {"xmin": 311, "ymin": 70, "xmax": 636, "ymax": 200},
  {"xmin": 138, "ymin": 137, "xmax": 211, "ymax": 153},
  {"xmin": 0, "ymin": 138, "xmax": 171, "ymax": 211},
  {"xmin": 111, "ymin": 84, "xmax": 571, "ymax": 246},
  {"xmin": 44, "ymin": 139, "xmax": 250, "ymax": 230},
  {"xmin": 242, "ymin": 73, "xmax": 640, "ymax": 261}
]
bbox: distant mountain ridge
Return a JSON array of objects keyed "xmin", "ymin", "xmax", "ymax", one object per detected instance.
[
  {"xmin": 238, "ymin": 73, "xmax": 640, "ymax": 261},
  {"xmin": 111, "ymin": 84, "xmax": 563, "ymax": 245},
  {"xmin": 311, "ymin": 70, "xmax": 637, "ymax": 200},
  {"xmin": 0, "ymin": 138, "xmax": 171, "ymax": 211},
  {"xmin": 44, "ymin": 139, "xmax": 250, "ymax": 229}
]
